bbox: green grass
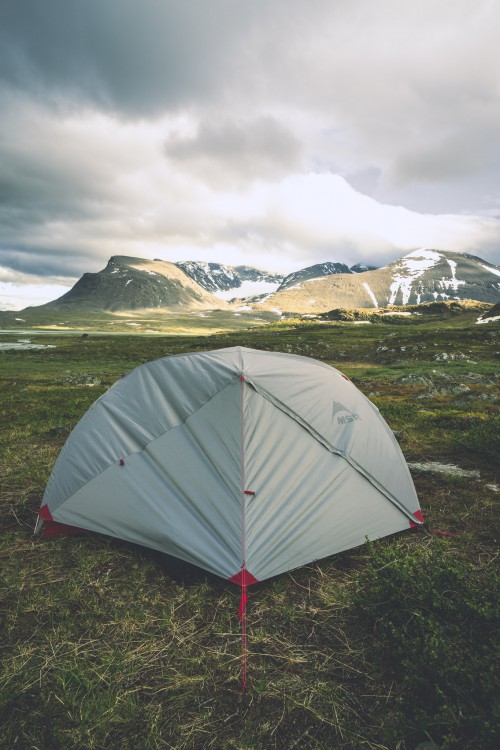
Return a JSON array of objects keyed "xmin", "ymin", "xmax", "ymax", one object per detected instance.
[{"xmin": 1, "ymin": 312, "xmax": 499, "ymax": 749}]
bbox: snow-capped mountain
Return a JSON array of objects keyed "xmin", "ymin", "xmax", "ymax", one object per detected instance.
[
  {"xmin": 16, "ymin": 249, "xmax": 500, "ymax": 316},
  {"xmin": 276, "ymin": 261, "xmax": 377, "ymax": 292},
  {"xmin": 33, "ymin": 256, "xmax": 225, "ymax": 312},
  {"xmin": 277, "ymin": 262, "xmax": 352, "ymax": 292},
  {"xmin": 176, "ymin": 261, "xmax": 283, "ymax": 299},
  {"xmin": 350, "ymin": 262, "xmax": 378, "ymax": 274},
  {"xmin": 254, "ymin": 249, "xmax": 500, "ymax": 314}
]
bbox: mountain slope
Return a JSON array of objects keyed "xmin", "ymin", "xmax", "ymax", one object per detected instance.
[
  {"xmin": 176, "ymin": 261, "xmax": 283, "ymax": 296},
  {"xmin": 277, "ymin": 261, "xmax": 377, "ymax": 292},
  {"xmin": 254, "ymin": 249, "xmax": 500, "ymax": 314},
  {"xmin": 32, "ymin": 256, "xmax": 225, "ymax": 312},
  {"xmin": 277, "ymin": 262, "xmax": 352, "ymax": 291}
]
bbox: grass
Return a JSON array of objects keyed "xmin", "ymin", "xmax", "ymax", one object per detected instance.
[{"xmin": 1, "ymin": 309, "xmax": 499, "ymax": 749}]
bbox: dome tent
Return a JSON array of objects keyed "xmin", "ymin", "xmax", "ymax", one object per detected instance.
[{"xmin": 39, "ymin": 346, "xmax": 423, "ymax": 583}]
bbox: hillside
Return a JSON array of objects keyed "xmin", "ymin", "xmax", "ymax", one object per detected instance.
[
  {"xmin": 255, "ymin": 249, "xmax": 500, "ymax": 314},
  {"xmin": 31, "ymin": 256, "xmax": 225, "ymax": 312}
]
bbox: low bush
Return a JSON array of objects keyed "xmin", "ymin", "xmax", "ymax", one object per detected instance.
[{"xmin": 351, "ymin": 540, "xmax": 499, "ymax": 749}]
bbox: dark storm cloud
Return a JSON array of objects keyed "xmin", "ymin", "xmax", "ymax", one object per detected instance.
[
  {"xmin": 0, "ymin": 0, "xmax": 262, "ymax": 116},
  {"xmin": 0, "ymin": 246, "xmax": 94, "ymax": 279}
]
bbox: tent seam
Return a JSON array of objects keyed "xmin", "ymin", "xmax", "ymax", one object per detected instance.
[{"xmin": 246, "ymin": 377, "xmax": 419, "ymax": 522}]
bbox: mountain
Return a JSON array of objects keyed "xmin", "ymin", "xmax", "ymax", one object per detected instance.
[
  {"xmin": 176, "ymin": 261, "xmax": 283, "ymax": 296},
  {"xmin": 12, "ymin": 249, "xmax": 500, "ymax": 318},
  {"xmin": 254, "ymin": 249, "xmax": 500, "ymax": 314},
  {"xmin": 277, "ymin": 262, "xmax": 352, "ymax": 292},
  {"xmin": 277, "ymin": 261, "xmax": 376, "ymax": 292},
  {"xmin": 350, "ymin": 262, "xmax": 378, "ymax": 273},
  {"xmin": 32, "ymin": 256, "xmax": 225, "ymax": 312}
]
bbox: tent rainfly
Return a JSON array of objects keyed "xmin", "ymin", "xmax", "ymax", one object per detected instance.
[
  {"xmin": 38, "ymin": 347, "xmax": 423, "ymax": 686},
  {"xmin": 39, "ymin": 345, "xmax": 424, "ymax": 579}
]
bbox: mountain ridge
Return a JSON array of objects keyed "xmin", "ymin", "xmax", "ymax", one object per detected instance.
[
  {"xmin": 6, "ymin": 249, "xmax": 500, "ymax": 316},
  {"xmin": 176, "ymin": 261, "xmax": 283, "ymax": 295},
  {"xmin": 253, "ymin": 249, "xmax": 500, "ymax": 314}
]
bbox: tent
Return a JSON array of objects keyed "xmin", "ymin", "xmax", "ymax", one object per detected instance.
[{"xmin": 39, "ymin": 346, "xmax": 423, "ymax": 583}]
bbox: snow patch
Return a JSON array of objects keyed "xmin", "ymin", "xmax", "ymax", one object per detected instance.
[
  {"xmin": 0, "ymin": 343, "xmax": 56, "ymax": 350},
  {"xmin": 403, "ymin": 249, "xmax": 442, "ymax": 267},
  {"xmin": 479, "ymin": 263, "xmax": 500, "ymax": 278},
  {"xmin": 476, "ymin": 314, "xmax": 500, "ymax": 325},
  {"xmin": 213, "ymin": 279, "xmax": 280, "ymax": 300},
  {"xmin": 382, "ymin": 311, "xmax": 413, "ymax": 316},
  {"xmin": 389, "ymin": 275, "xmax": 414, "ymax": 305},
  {"xmin": 438, "ymin": 259, "xmax": 466, "ymax": 292},
  {"xmin": 363, "ymin": 282, "xmax": 378, "ymax": 307},
  {"xmin": 389, "ymin": 249, "xmax": 442, "ymax": 305}
]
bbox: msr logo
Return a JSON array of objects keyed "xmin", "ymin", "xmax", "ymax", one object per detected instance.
[
  {"xmin": 337, "ymin": 413, "xmax": 361, "ymax": 425},
  {"xmin": 332, "ymin": 401, "xmax": 362, "ymax": 425}
]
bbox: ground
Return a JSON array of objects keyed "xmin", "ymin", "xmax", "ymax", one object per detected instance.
[{"xmin": 0, "ymin": 309, "xmax": 499, "ymax": 749}]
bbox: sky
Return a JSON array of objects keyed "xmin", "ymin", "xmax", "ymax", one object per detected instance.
[{"xmin": 1, "ymin": 0, "xmax": 499, "ymax": 310}]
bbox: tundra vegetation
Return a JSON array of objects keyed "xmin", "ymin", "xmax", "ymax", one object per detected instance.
[{"xmin": 0, "ymin": 306, "xmax": 499, "ymax": 749}]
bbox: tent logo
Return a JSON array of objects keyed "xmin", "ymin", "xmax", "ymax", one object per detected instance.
[
  {"xmin": 337, "ymin": 413, "xmax": 361, "ymax": 425},
  {"xmin": 332, "ymin": 400, "xmax": 361, "ymax": 425}
]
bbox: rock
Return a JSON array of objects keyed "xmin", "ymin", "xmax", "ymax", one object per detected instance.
[
  {"xmin": 433, "ymin": 351, "xmax": 468, "ymax": 362},
  {"xmin": 408, "ymin": 461, "xmax": 480, "ymax": 479},
  {"xmin": 427, "ymin": 384, "xmax": 471, "ymax": 397},
  {"xmin": 395, "ymin": 374, "xmax": 432, "ymax": 386},
  {"xmin": 63, "ymin": 373, "xmax": 102, "ymax": 387},
  {"xmin": 475, "ymin": 393, "xmax": 498, "ymax": 402},
  {"xmin": 463, "ymin": 372, "xmax": 495, "ymax": 384},
  {"xmin": 431, "ymin": 369, "xmax": 453, "ymax": 380},
  {"xmin": 47, "ymin": 425, "xmax": 70, "ymax": 437}
]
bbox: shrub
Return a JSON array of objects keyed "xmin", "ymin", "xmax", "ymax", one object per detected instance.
[{"xmin": 351, "ymin": 540, "xmax": 499, "ymax": 749}]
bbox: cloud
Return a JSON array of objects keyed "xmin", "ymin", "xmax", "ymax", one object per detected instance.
[
  {"xmin": 212, "ymin": 174, "xmax": 500, "ymax": 267},
  {"xmin": 0, "ymin": 0, "xmax": 261, "ymax": 116},
  {"xmin": 0, "ymin": 265, "xmax": 73, "ymax": 310},
  {"xmin": 164, "ymin": 116, "xmax": 303, "ymax": 187},
  {"xmin": 0, "ymin": 0, "xmax": 498, "ymax": 299}
]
